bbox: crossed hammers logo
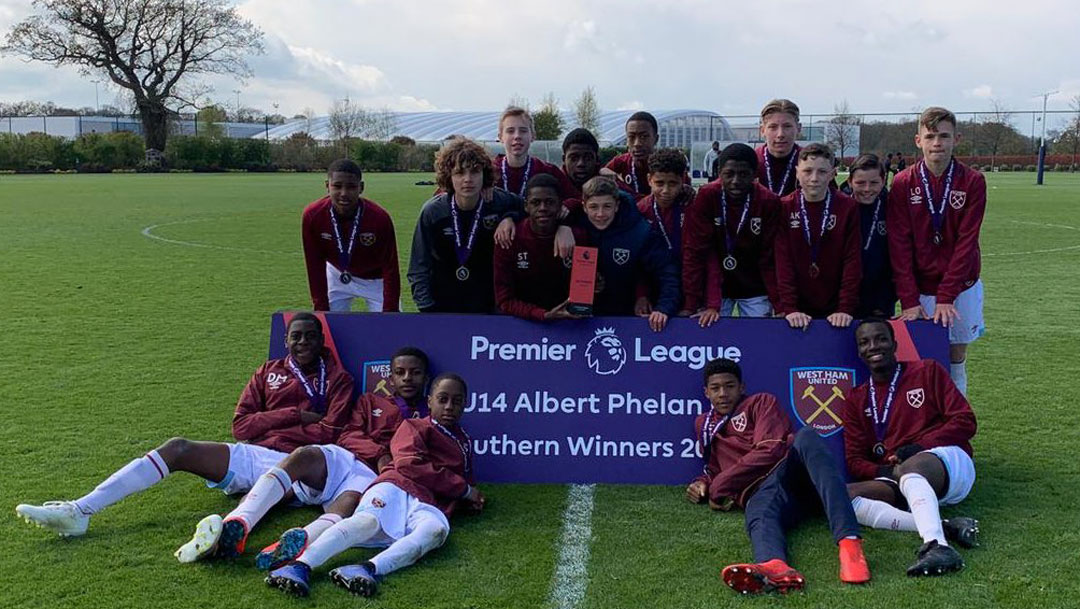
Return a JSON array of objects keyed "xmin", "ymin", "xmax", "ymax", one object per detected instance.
[
  {"xmin": 800, "ymin": 384, "xmax": 844, "ymax": 425},
  {"xmin": 373, "ymin": 378, "xmax": 391, "ymax": 397}
]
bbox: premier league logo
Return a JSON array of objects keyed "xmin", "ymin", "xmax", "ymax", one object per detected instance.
[
  {"xmin": 361, "ymin": 360, "xmax": 393, "ymax": 396},
  {"xmin": 788, "ymin": 367, "xmax": 855, "ymax": 437},
  {"xmin": 585, "ymin": 327, "xmax": 627, "ymax": 376},
  {"xmin": 750, "ymin": 217, "xmax": 762, "ymax": 235},
  {"xmin": 612, "ymin": 248, "xmax": 630, "ymax": 265},
  {"xmin": 906, "ymin": 388, "xmax": 925, "ymax": 408},
  {"xmin": 359, "ymin": 232, "xmax": 376, "ymax": 246},
  {"xmin": 949, "ymin": 191, "xmax": 967, "ymax": 210}
]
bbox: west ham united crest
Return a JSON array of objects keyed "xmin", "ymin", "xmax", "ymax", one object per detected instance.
[
  {"xmin": 789, "ymin": 367, "xmax": 855, "ymax": 437},
  {"xmin": 361, "ymin": 359, "xmax": 392, "ymax": 396}
]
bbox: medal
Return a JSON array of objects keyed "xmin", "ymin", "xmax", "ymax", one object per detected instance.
[
  {"xmin": 286, "ymin": 356, "xmax": 327, "ymax": 414},
  {"xmin": 798, "ymin": 190, "xmax": 831, "ymax": 280},
  {"xmin": 432, "ymin": 419, "xmax": 472, "ymax": 475},
  {"xmin": 763, "ymin": 148, "xmax": 797, "ymax": 196},
  {"xmin": 917, "ymin": 159, "xmax": 955, "ymax": 247},
  {"xmin": 329, "ymin": 202, "xmax": 364, "ymax": 281},
  {"xmin": 718, "ymin": 189, "xmax": 750, "ymax": 271},
  {"xmin": 500, "ymin": 156, "xmax": 532, "ymax": 198},
  {"xmin": 450, "ymin": 195, "xmax": 484, "ymax": 281},
  {"xmin": 869, "ymin": 363, "xmax": 903, "ymax": 449},
  {"xmin": 651, "ymin": 196, "xmax": 682, "ymax": 252},
  {"xmin": 873, "ymin": 443, "xmax": 887, "ymax": 458}
]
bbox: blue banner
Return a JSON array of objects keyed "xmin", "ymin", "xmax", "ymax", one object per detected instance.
[{"xmin": 269, "ymin": 314, "xmax": 948, "ymax": 485}]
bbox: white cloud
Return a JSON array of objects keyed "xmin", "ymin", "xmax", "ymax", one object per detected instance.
[{"xmin": 965, "ymin": 85, "xmax": 994, "ymax": 99}]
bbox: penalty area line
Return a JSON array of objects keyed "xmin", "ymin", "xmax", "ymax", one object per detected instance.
[{"xmin": 548, "ymin": 484, "xmax": 596, "ymax": 609}]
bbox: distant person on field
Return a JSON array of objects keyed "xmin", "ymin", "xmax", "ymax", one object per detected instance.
[
  {"xmin": 703, "ymin": 140, "xmax": 721, "ymax": 181},
  {"xmin": 888, "ymin": 107, "xmax": 985, "ymax": 395},
  {"xmin": 302, "ymin": 159, "xmax": 400, "ymax": 312}
]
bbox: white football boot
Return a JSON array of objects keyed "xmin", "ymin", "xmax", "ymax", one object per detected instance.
[
  {"xmin": 16, "ymin": 501, "xmax": 90, "ymax": 537},
  {"xmin": 174, "ymin": 514, "xmax": 224, "ymax": 563}
]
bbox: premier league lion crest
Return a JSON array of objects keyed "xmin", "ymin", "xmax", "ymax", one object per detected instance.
[
  {"xmin": 585, "ymin": 327, "xmax": 627, "ymax": 376},
  {"xmin": 788, "ymin": 366, "xmax": 855, "ymax": 437},
  {"xmin": 361, "ymin": 359, "xmax": 392, "ymax": 396}
]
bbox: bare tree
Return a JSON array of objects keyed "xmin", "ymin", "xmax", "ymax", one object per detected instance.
[
  {"xmin": 980, "ymin": 99, "xmax": 1015, "ymax": 170},
  {"xmin": 1068, "ymin": 95, "xmax": 1080, "ymax": 170},
  {"xmin": 367, "ymin": 107, "xmax": 397, "ymax": 141},
  {"xmin": 3, "ymin": 0, "xmax": 264, "ymax": 152},
  {"xmin": 574, "ymin": 86, "xmax": 601, "ymax": 137},
  {"xmin": 825, "ymin": 100, "xmax": 861, "ymax": 166},
  {"xmin": 327, "ymin": 98, "xmax": 370, "ymax": 144},
  {"xmin": 533, "ymin": 92, "xmax": 563, "ymax": 141},
  {"xmin": 507, "ymin": 94, "xmax": 529, "ymax": 110}
]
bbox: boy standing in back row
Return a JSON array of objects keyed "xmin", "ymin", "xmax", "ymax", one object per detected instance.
[
  {"xmin": 756, "ymin": 99, "xmax": 803, "ymax": 197},
  {"xmin": 888, "ymin": 107, "xmax": 986, "ymax": 395}
]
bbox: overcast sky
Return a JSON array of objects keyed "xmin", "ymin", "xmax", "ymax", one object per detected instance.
[{"xmin": 1, "ymin": 0, "xmax": 1078, "ymax": 121}]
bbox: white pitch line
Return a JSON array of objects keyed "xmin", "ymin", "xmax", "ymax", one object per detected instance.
[
  {"xmin": 548, "ymin": 484, "xmax": 596, "ymax": 609},
  {"xmin": 140, "ymin": 218, "xmax": 298, "ymax": 256},
  {"xmin": 985, "ymin": 219, "xmax": 1080, "ymax": 257}
]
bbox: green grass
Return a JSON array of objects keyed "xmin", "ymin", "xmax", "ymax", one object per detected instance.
[{"xmin": 1, "ymin": 171, "xmax": 1079, "ymax": 608}]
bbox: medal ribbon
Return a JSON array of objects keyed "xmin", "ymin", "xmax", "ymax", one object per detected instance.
[
  {"xmin": 764, "ymin": 149, "xmax": 797, "ymax": 195},
  {"xmin": 286, "ymin": 356, "xmax": 327, "ymax": 414},
  {"xmin": 432, "ymin": 419, "xmax": 472, "ymax": 475},
  {"xmin": 328, "ymin": 203, "xmax": 364, "ymax": 272},
  {"xmin": 917, "ymin": 158, "xmax": 955, "ymax": 237},
  {"xmin": 501, "ymin": 156, "xmax": 532, "ymax": 198},
  {"xmin": 700, "ymin": 408, "xmax": 731, "ymax": 475},
  {"xmin": 798, "ymin": 190, "xmax": 832, "ymax": 271},
  {"xmin": 869, "ymin": 363, "xmax": 903, "ymax": 441},
  {"xmin": 651, "ymin": 196, "xmax": 683, "ymax": 252},
  {"xmin": 863, "ymin": 192, "xmax": 884, "ymax": 251},
  {"xmin": 719, "ymin": 189, "xmax": 750, "ymax": 255},
  {"xmin": 450, "ymin": 195, "xmax": 485, "ymax": 267}
]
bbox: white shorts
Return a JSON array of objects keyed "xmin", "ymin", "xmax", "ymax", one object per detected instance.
[
  {"xmin": 720, "ymin": 295, "xmax": 772, "ymax": 318},
  {"xmin": 205, "ymin": 443, "xmax": 289, "ymax": 496},
  {"xmin": 326, "ymin": 262, "xmax": 386, "ymax": 312},
  {"xmin": 293, "ymin": 445, "xmax": 378, "ymax": 508},
  {"xmin": 919, "ymin": 280, "xmax": 985, "ymax": 345},
  {"xmin": 352, "ymin": 482, "xmax": 451, "ymax": 548},
  {"xmin": 925, "ymin": 446, "xmax": 975, "ymax": 506}
]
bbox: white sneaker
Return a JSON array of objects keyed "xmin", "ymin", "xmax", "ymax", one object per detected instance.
[
  {"xmin": 16, "ymin": 501, "xmax": 90, "ymax": 537},
  {"xmin": 174, "ymin": 514, "xmax": 223, "ymax": 563}
]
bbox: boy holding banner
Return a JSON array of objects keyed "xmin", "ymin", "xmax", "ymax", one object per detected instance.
[
  {"xmin": 774, "ymin": 143, "xmax": 862, "ymax": 329},
  {"xmin": 888, "ymin": 107, "xmax": 986, "ymax": 395},
  {"xmin": 577, "ymin": 176, "xmax": 679, "ymax": 331},
  {"xmin": 266, "ymin": 373, "xmax": 483, "ymax": 598},
  {"xmin": 682, "ymin": 143, "xmax": 781, "ymax": 324},
  {"xmin": 494, "ymin": 174, "xmax": 585, "ymax": 321},
  {"xmin": 685, "ymin": 358, "xmax": 869, "ymax": 594},
  {"xmin": 635, "ymin": 148, "xmax": 692, "ymax": 317},
  {"xmin": 302, "ymin": 159, "xmax": 400, "ymax": 312}
]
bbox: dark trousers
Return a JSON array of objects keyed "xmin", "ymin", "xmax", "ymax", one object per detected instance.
[{"xmin": 743, "ymin": 427, "xmax": 860, "ymax": 563}]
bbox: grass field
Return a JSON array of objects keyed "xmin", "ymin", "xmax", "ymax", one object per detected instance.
[{"xmin": 2, "ymin": 171, "xmax": 1079, "ymax": 609}]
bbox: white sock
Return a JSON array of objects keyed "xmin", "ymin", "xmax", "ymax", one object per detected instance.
[
  {"xmin": 74, "ymin": 450, "xmax": 169, "ymax": 515},
  {"xmin": 226, "ymin": 467, "xmax": 291, "ymax": 529},
  {"xmin": 851, "ymin": 496, "xmax": 918, "ymax": 532},
  {"xmin": 899, "ymin": 473, "xmax": 947, "ymax": 545},
  {"xmin": 950, "ymin": 360, "xmax": 968, "ymax": 396},
  {"xmin": 299, "ymin": 512, "xmax": 380, "ymax": 569},
  {"xmin": 303, "ymin": 513, "xmax": 343, "ymax": 544},
  {"xmin": 370, "ymin": 520, "xmax": 448, "ymax": 576}
]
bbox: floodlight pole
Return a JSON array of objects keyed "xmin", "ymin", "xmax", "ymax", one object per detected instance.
[{"xmin": 1035, "ymin": 90, "xmax": 1058, "ymax": 185}]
